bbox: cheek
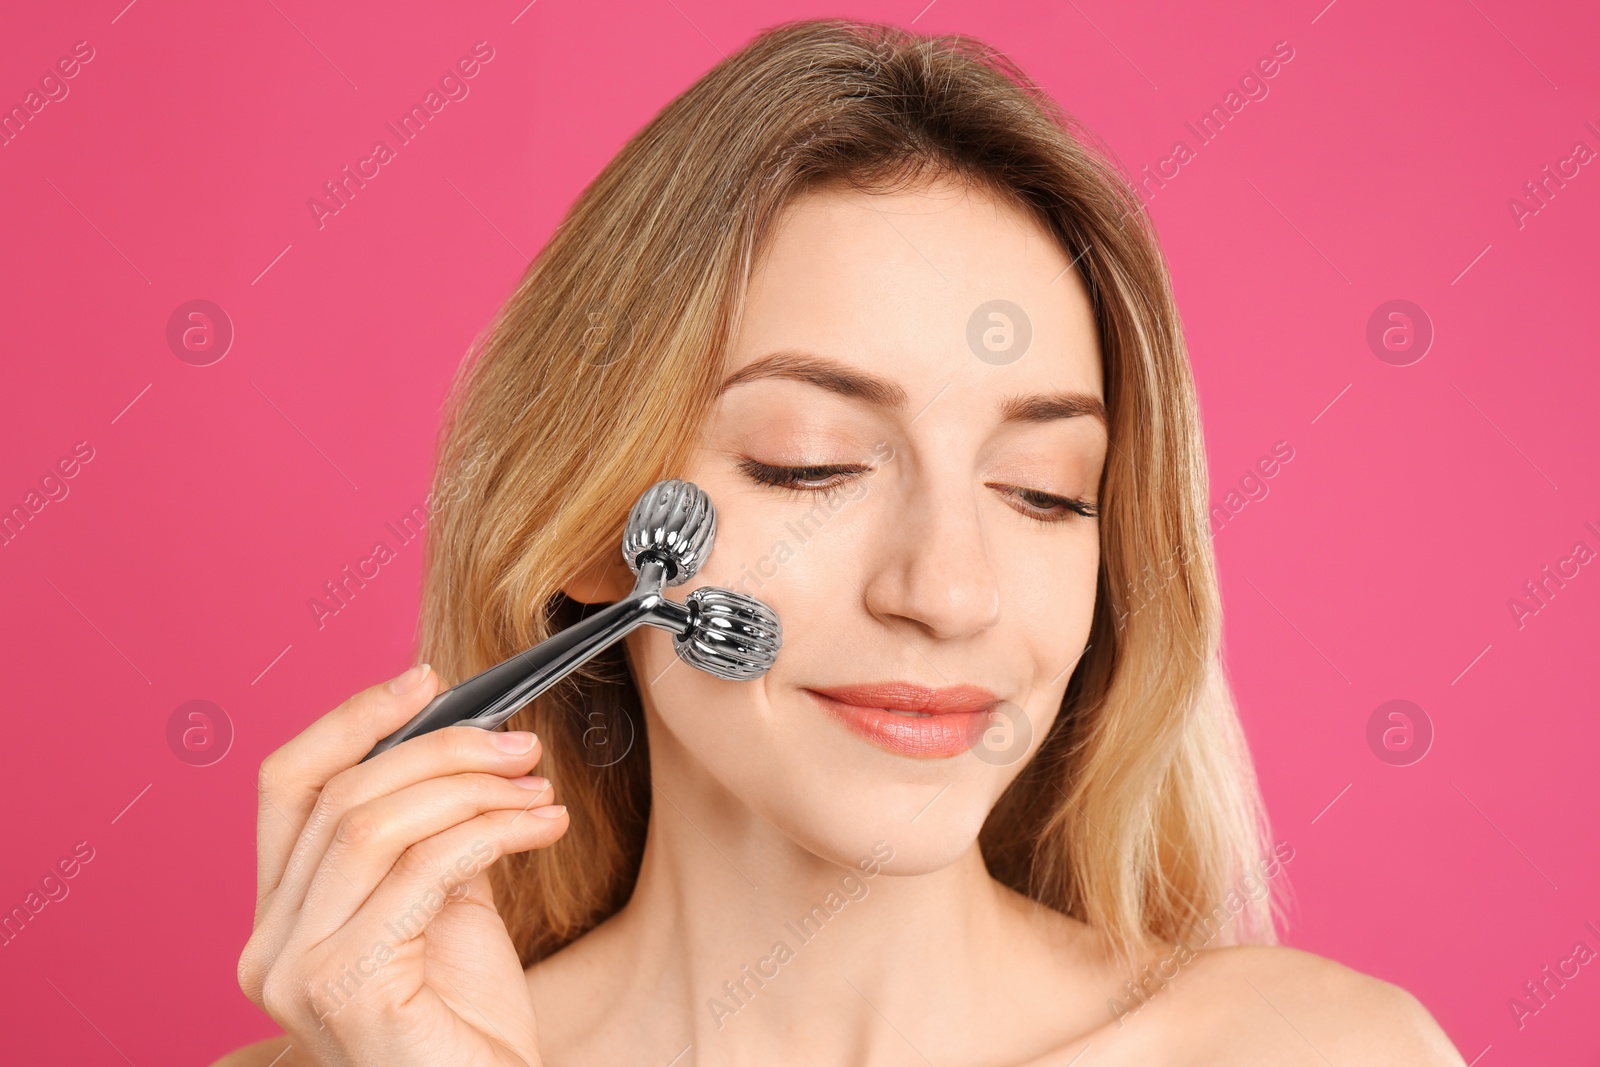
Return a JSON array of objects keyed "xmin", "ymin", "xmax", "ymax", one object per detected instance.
[
  {"xmin": 626, "ymin": 623, "xmax": 764, "ymax": 749},
  {"xmin": 1005, "ymin": 524, "xmax": 1100, "ymax": 650},
  {"xmin": 619, "ymin": 511, "xmax": 803, "ymax": 758},
  {"xmin": 690, "ymin": 474, "xmax": 867, "ymax": 635},
  {"xmin": 616, "ymin": 465, "xmax": 807, "ymax": 770},
  {"xmin": 989, "ymin": 525, "xmax": 1097, "ymax": 767}
]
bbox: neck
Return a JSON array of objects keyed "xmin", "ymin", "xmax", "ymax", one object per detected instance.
[{"xmin": 589, "ymin": 723, "xmax": 1045, "ymax": 1064}]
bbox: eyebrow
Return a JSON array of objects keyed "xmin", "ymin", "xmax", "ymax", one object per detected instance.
[{"xmin": 717, "ymin": 350, "xmax": 1109, "ymax": 428}]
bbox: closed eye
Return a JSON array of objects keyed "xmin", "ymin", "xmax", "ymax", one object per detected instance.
[
  {"xmin": 992, "ymin": 484, "xmax": 1099, "ymax": 522},
  {"xmin": 738, "ymin": 460, "xmax": 865, "ymax": 503},
  {"xmin": 737, "ymin": 459, "xmax": 1098, "ymax": 524}
]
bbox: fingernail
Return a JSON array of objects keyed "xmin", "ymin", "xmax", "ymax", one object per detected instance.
[
  {"xmin": 532, "ymin": 804, "xmax": 567, "ymax": 820},
  {"xmin": 493, "ymin": 731, "xmax": 537, "ymax": 753},
  {"xmin": 512, "ymin": 776, "xmax": 549, "ymax": 791},
  {"xmin": 388, "ymin": 663, "xmax": 430, "ymax": 694}
]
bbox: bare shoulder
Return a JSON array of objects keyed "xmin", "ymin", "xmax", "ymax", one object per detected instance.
[
  {"xmin": 1177, "ymin": 944, "xmax": 1466, "ymax": 1065},
  {"xmin": 209, "ymin": 1033, "xmax": 306, "ymax": 1067}
]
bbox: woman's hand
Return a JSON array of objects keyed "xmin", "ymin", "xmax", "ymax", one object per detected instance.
[{"xmin": 236, "ymin": 664, "xmax": 569, "ymax": 1066}]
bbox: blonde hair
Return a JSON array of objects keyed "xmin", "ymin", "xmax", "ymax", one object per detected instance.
[{"xmin": 417, "ymin": 16, "xmax": 1282, "ymax": 973}]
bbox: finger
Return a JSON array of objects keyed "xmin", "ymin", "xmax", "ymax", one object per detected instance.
[
  {"xmin": 255, "ymin": 664, "xmax": 442, "ymax": 902},
  {"xmin": 304, "ymin": 804, "xmax": 570, "ymax": 963},
  {"xmin": 286, "ymin": 770, "xmax": 557, "ymax": 946},
  {"xmin": 249, "ymin": 729, "xmax": 543, "ymax": 989},
  {"xmin": 266, "ymin": 723, "xmax": 543, "ymax": 918}
]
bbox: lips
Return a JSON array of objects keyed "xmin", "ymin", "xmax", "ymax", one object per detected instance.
[{"xmin": 805, "ymin": 682, "xmax": 1000, "ymax": 758}]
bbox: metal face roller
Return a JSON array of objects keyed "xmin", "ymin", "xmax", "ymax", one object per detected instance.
[{"xmin": 361, "ymin": 479, "xmax": 781, "ymax": 762}]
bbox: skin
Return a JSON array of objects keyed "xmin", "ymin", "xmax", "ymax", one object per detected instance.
[{"xmin": 219, "ymin": 178, "xmax": 1465, "ymax": 1066}]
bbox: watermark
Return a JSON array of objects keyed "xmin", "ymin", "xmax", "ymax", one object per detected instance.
[
  {"xmin": 755, "ymin": 115, "xmax": 839, "ymax": 194},
  {"xmin": 1365, "ymin": 300, "xmax": 1433, "ymax": 367},
  {"xmin": 307, "ymin": 509, "xmax": 427, "ymax": 630},
  {"xmin": 310, "ymin": 837, "xmax": 495, "ymax": 1028},
  {"xmin": 1507, "ymin": 918, "xmax": 1600, "ymax": 1030},
  {"xmin": 707, "ymin": 840, "xmax": 895, "ymax": 1029},
  {"xmin": 307, "ymin": 42, "xmax": 497, "ymax": 230},
  {"xmin": 741, "ymin": 38, "xmax": 895, "ymax": 202},
  {"xmin": 1507, "ymin": 521, "xmax": 1598, "ymax": 630},
  {"xmin": 166, "ymin": 299, "xmax": 234, "ymax": 366},
  {"xmin": 0, "ymin": 40, "xmax": 96, "ymax": 150},
  {"xmin": 1209, "ymin": 440, "xmax": 1294, "ymax": 535},
  {"xmin": 307, "ymin": 440, "xmax": 491, "ymax": 629},
  {"xmin": 727, "ymin": 439, "xmax": 897, "ymax": 601},
  {"xmin": 576, "ymin": 301, "xmax": 634, "ymax": 367},
  {"xmin": 1365, "ymin": 699, "xmax": 1432, "ymax": 767},
  {"xmin": 432, "ymin": 438, "xmax": 494, "ymax": 514},
  {"xmin": 966, "ymin": 299, "xmax": 1033, "ymax": 365},
  {"xmin": 1136, "ymin": 41, "xmax": 1296, "ymax": 202},
  {"xmin": 578, "ymin": 703, "xmax": 635, "ymax": 767},
  {"xmin": 1114, "ymin": 540, "xmax": 1198, "ymax": 633},
  {"xmin": 1107, "ymin": 840, "xmax": 1295, "ymax": 1026},
  {"xmin": 1506, "ymin": 119, "xmax": 1599, "ymax": 230},
  {"xmin": 167, "ymin": 699, "xmax": 234, "ymax": 767},
  {"xmin": 967, "ymin": 700, "xmax": 1033, "ymax": 766},
  {"xmin": 1, "ymin": 440, "xmax": 96, "ymax": 549},
  {"xmin": 0, "ymin": 840, "xmax": 96, "ymax": 948}
]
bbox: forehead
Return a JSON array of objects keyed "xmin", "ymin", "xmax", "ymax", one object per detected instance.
[{"xmin": 726, "ymin": 176, "xmax": 1103, "ymax": 404}]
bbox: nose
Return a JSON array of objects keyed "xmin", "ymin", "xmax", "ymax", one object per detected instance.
[{"xmin": 860, "ymin": 473, "xmax": 1002, "ymax": 641}]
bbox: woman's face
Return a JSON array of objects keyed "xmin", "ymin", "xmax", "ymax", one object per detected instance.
[{"xmin": 615, "ymin": 176, "xmax": 1107, "ymax": 873}]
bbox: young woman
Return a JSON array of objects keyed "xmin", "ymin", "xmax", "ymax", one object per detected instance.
[{"xmin": 217, "ymin": 18, "xmax": 1464, "ymax": 1066}]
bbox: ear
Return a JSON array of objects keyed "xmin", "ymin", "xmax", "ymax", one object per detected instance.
[{"xmin": 560, "ymin": 550, "xmax": 637, "ymax": 605}]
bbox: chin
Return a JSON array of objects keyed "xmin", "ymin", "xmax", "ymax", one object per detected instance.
[{"xmin": 748, "ymin": 759, "xmax": 1004, "ymax": 877}]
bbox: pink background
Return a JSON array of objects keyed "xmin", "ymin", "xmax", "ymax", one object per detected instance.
[{"xmin": 2, "ymin": 0, "xmax": 1596, "ymax": 1063}]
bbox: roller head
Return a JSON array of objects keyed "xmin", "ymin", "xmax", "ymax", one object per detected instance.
[
  {"xmin": 676, "ymin": 587, "xmax": 782, "ymax": 680},
  {"xmin": 622, "ymin": 479, "xmax": 716, "ymax": 587}
]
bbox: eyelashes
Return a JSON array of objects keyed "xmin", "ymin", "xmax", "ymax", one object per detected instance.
[
  {"xmin": 739, "ymin": 459, "xmax": 864, "ymax": 496},
  {"xmin": 737, "ymin": 458, "xmax": 1099, "ymax": 524},
  {"xmin": 1004, "ymin": 484, "xmax": 1101, "ymax": 522}
]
